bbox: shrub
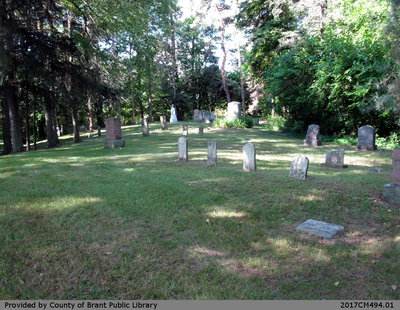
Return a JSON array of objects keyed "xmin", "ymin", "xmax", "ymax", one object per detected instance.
[
  {"xmin": 264, "ymin": 114, "xmax": 286, "ymax": 131},
  {"xmin": 213, "ymin": 116, "xmax": 254, "ymax": 129}
]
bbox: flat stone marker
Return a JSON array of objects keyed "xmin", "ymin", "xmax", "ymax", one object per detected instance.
[
  {"xmin": 296, "ymin": 219, "xmax": 344, "ymax": 239},
  {"xmin": 199, "ymin": 126, "xmax": 204, "ymax": 135},
  {"xmin": 227, "ymin": 101, "xmax": 241, "ymax": 121},
  {"xmin": 178, "ymin": 136, "xmax": 188, "ymax": 161},
  {"xmin": 243, "ymin": 143, "xmax": 256, "ymax": 172},
  {"xmin": 289, "ymin": 155, "xmax": 309, "ymax": 180},
  {"xmin": 368, "ymin": 167, "xmax": 381, "ymax": 172},
  {"xmin": 356, "ymin": 125, "xmax": 376, "ymax": 151},
  {"xmin": 304, "ymin": 124, "xmax": 321, "ymax": 147},
  {"xmin": 320, "ymin": 149, "xmax": 347, "ymax": 168},
  {"xmin": 104, "ymin": 117, "xmax": 125, "ymax": 149},
  {"xmin": 383, "ymin": 147, "xmax": 400, "ymax": 203},
  {"xmin": 141, "ymin": 118, "xmax": 150, "ymax": 137},
  {"xmin": 160, "ymin": 115, "xmax": 168, "ymax": 130},
  {"xmin": 207, "ymin": 141, "xmax": 217, "ymax": 167},
  {"xmin": 182, "ymin": 125, "xmax": 188, "ymax": 136}
]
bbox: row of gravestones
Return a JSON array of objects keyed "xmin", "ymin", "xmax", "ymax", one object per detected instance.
[{"xmin": 303, "ymin": 124, "xmax": 377, "ymax": 150}]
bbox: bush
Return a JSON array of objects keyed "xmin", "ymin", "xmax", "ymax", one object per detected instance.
[
  {"xmin": 264, "ymin": 114, "xmax": 286, "ymax": 131},
  {"xmin": 376, "ymin": 132, "xmax": 400, "ymax": 150},
  {"xmin": 213, "ymin": 116, "xmax": 254, "ymax": 129}
]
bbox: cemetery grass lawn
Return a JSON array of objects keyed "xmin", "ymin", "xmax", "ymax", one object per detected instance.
[{"xmin": 0, "ymin": 122, "xmax": 399, "ymax": 300}]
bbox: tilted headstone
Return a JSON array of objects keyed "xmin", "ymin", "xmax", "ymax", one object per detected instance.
[
  {"xmin": 182, "ymin": 125, "xmax": 188, "ymax": 136},
  {"xmin": 356, "ymin": 125, "xmax": 377, "ymax": 151},
  {"xmin": 204, "ymin": 111, "xmax": 212, "ymax": 123},
  {"xmin": 289, "ymin": 155, "xmax": 309, "ymax": 180},
  {"xmin": 383, "ymin": 148, "xmax": 400, "ymax": 203},
  {"xmin": 303, "ymin": 124, "xmax": 321, "ymax": 147},
  {"xmin": 160, "ymin": 115, "xmax": 168, "ymax": 130},
  {"xmin": 141, "ymin": 118, "xmax": 150, "ymax": 137},
  {"xmin": 199, "ymin": 126, "xmax": 204, "ymax": 135},
  {"xmin": 227, "ymin": 101, "xmax": 241, "ymax": 121},
  {"xmin": 243, "ymin": 143, "xmax": 256, "ymax": 172},
  {"xmin": 296, "ymin": 219, "xmax": 344, "ymax": 239},
  {"xmin": 207, "ymin": 141, "xmax": 217, "ymax": 167},
  {"xmin": 320, "ymin": 149, "xmax": 347, "ymax": 168},
  {"xmin": 104, "ymin": 117, "xmax": 125, "ymax": 149},
  {"xmin": 170, "ymin": 105, "xmax": 178, "ymax": 123},
  {"xmin": 193, "ymin": 109, "xmax": 200, "ymax": 121},
  {"xmin": 178, "ymin": 136, "xmax": 188, "ymax": 161}
]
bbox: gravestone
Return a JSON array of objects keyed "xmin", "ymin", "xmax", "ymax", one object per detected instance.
[
  {"xmin": 199, "ymin": 126, "xmax": 204, "ymax": 135},
  {"xmin": 178, "ymin": 136, "xmax": 188, "ymax": 161},
  {"xmin": 204, "ymin": 111, "xmax": 212, "ymax": 123},
  {"xmin": 210, "ymin": 112, "xmax": 216, "ymax": 121},
  {"xmin": 160, "ymin": 115, "xmax": 168, "ymax": 130},
  {"xmin": 97, "ymin": 126, "xmax": 101, "ymax": 137},
  {"xmin": 303, "ymin": 124, "xmax": 322, "ymax": 147},
  {"xmin": 296, "ymin": 219, "xmax": 344, "ymax": 239},
  {"xmin": 193, "ymin": 109, "xmax": 200, "ymax": 121},
  {"xmin": 198, "ymin": 111, "xmax": 204, "ymax": 122},
  {"xmin": 170, "ymin": 105, "xmax": 178, "ymax": 123},
  {"xmin": 383, "ymin": 147, "xmax": 400, "ymax": 203},
  {"xmin": 253, "ymin": 117, "xmax": 260, "ymax": 126},
  {"xmin": 356, "ymin": 125, "xmax": 376, "ymax": 151},
  {"xmin": 141, "ymin": 118, "xmax": 150, "ymax": 137},
  {"xmin": 243, "ymin": 143, "xmax": 256, "ymax": 172},
  {"xmin": 182, "ymin": 125, "xmax": 188, "ymax": 136},
  {"xmin": 208, "ymin": 141, "xmax": 217, "ymax": 167},
  {"xmin": 104, "ymin": 117, "xmax": 125, "ymax": 149},
  {"xmin": 289, "ymin": 155, "xmax": 309, "ymax": 180},
  {"xmin": 227, "ymin": 101, "xmax": 241, "ymax": 121},
  {"xmin": 320, "ymin": 149, "xmax": 347, "ymax": 168}
]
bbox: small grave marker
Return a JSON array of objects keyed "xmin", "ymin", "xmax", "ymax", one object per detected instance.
[
  {"xmin": 289, "ymin": 155, "xmax": 309, "ymax": 180},
  {"xmin": 178, "ymin": 136, "xmax": 188, "ymax": 161},
  {"xmin": 207, "ymin": 141, "xmax": 217, "ymax": 167},
  {"xmin": 243, "ymin": 143, "xmax": 256, "ymax": 172},
  {"xmin": 296, "ymin": 219, "xmax": 344, "ymax": 239}
]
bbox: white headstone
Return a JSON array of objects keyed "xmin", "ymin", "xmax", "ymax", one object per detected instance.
[
  {"xmin": 208, "ymin": 141, "xmax": 217, "ymax": 167},
  {"xmin": 227, "ymin": 101, "xmax": 241, "ymax": 121},
  {"xmin": 243, "ymin": 143, "xmax": 256, "ymax": 172},
  {"xmin": 178, "ymin": 136, "xmax": 188, "ymax": 161},
  {"xmin": 289, "ymin": 155, "xmax": 309, "ymax": 180},
  {"xmin": 170, "ymin": 105, "xmax": 178, "ymax": 123}
]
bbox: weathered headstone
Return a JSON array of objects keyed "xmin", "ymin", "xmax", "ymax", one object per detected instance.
[
  {"xmin": 253, "ymin": 117, "xmax": 260, "ymax": 126},
  {"xmin": 204, "ymin": 111, "xmax": 212, "ymax": 124},
  {"xmin": 160, "ymin": 115, "xmax": 168, "ymax": 130},
  {"xmin": 356, "ymin": 125, "xmax": 376, "ymax": 151},
  {"xmin": 199, "ymin": 126, "xmax": 204, "ymax": 135},
  {"xmin": 182, "ymin": 125, "xmax": 188, "ymax": 136},
  {"xmin": 178, "ymin": 136, "xmax": 188, "ymax": 161},
  {"xmin": 289, "ymin": 155, "xmax": 309, "ymax": 180},
  {"xmin": 141, "ymin": 118, "xmax": 150, "ymax": 137},
  {"xmin": 296, "ymin": 219, "xmax": 344, "ymax": 239},
  {"xmin": 227, "ymin": 101, "xmax": 241, "ymax": 121},
  {"xmin": 208, "ymin": 141, "xmax": 217, "ymax": 167},
  {"xmin": 198, "ymin": 111, "xmax": 204, "ymax": 122},
  {"xmin": 243, "ymin": 143, "xmax": 256, "ymax": 172},
  {"xmin": 104, "ymin": 117, "xmax": 125, "ymax": 149},
  {"xmin": 97, "ymin": 126, "xmax": 101, "ymax": 137},
  {"xmin": 170, "ymin": 105, "xmax": 178, "ymax": 123},
  {"xmin": 320, "ymin": 149, "xmax": 347, "ymax": 168},
  {"xmin": 193, "ymin": 109, "xmax": 200, "ymax": 121},
  {"xmin": 303, "ymin": 124, "xmax": 322, "ymax": 147},
  {"xmin": 383, "ymin": 147, "xmax": 400, "ymax": 203}
]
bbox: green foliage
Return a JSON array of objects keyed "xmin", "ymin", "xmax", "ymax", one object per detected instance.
[
  {"xmin": 264, "ymin": 114, "xmax": 286, "ymax": 131},
  {"xmin": 376, "ymin": 132, "xmax": 400, "ymax": 149},
  {"xmin": 213, "ymin": 116, "xmax": 254, "ymax": 129}
]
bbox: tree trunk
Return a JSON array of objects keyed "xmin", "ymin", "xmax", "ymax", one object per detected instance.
[
  {"xmin": 220, "ymin": 24, "xmax": 231, "ymax": 103},
  {"xmin": 1, "ymin": 94, "xmax": 12, "ymax": 155},
  {"xmin": 169, "ymin": 12, "xmax": 179, "ymax": 102},
  {"xmin": 4, "ymin": 80, "xmax": 23, "ymax": 153},
  {"xmin": 25, "ymin": 98, "xmax": 30, "ymax": 151},
  {"xmin": 71, "ymin": 102, "xmax": 80, "ymax": 143},
  {"xmin": 45, "ymin": 97, "xmax": 58, "ymax": 148},
  {"xmin": 87, "ymin": 92, "xmax": 95, "ymax": 131}
]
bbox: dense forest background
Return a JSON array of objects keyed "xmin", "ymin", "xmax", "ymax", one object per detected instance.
[{"xmin": 1, "ymin": 0, "xmax": 400, "ymax": 154}]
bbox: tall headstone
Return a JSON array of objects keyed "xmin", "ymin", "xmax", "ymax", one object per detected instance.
[
  {"xmin": 383, "ymin": 147, "xmax": 400, "ymax": 203},
  {"xmin": 104, "ymin": 117, "xmax": 125, "ymax": 149},
  {"xmin": 199, "ymin": 126, "xmax": 204, "ymax": 135},
  {"xmin": 178, "ymin": 136, "xmax": 188, "ymax": 161},
  {"xmin": 227, "ymin": 101, "xmax": 241, "ymax": 121},
  {"xmin": 193, "ymin": 109, "xmax": 200, "ymax": 121},
  {"xmin": 182, "ymin": 125, "xmax": 188, "ymax": 136},
  {"xmin": 289, "ymin": 155, "xmax": 309, "ymax": 180},
  {"xmin": 320, "ymin": 149, "xmax": 347, "ymax": 168},
  {"xmin": 141, "ymin": 118, "xmax": 150, "ymax": 137},
  {"xmin": 208, "ymin": 141, "xmax": 217, "ymax": 167},
  {"xmin": 204, "ymin": 111, "xmax": 212, "ymax": 123},
  {"xmin": 356, "ymin": 125, "xmax": 377, "ymax": 151},
  {"xmin": 170, "ymin": 105, "xmax": 178, "ymax": 123},
  {"xmin": 160, "ymin": 116, "xmax": 168, "ymax": 130},
  {"xmin": 243, "ymin": 143, "xmax": 256, "ymax": 172},
  {"xmin": 303, "ymin": 125, "xmax": 322, "ymax": 147}
]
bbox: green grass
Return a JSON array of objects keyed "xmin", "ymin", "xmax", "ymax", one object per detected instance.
[{"xmin": 0, "ymin": 122, "xmax": 399, "ymax": 299}]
